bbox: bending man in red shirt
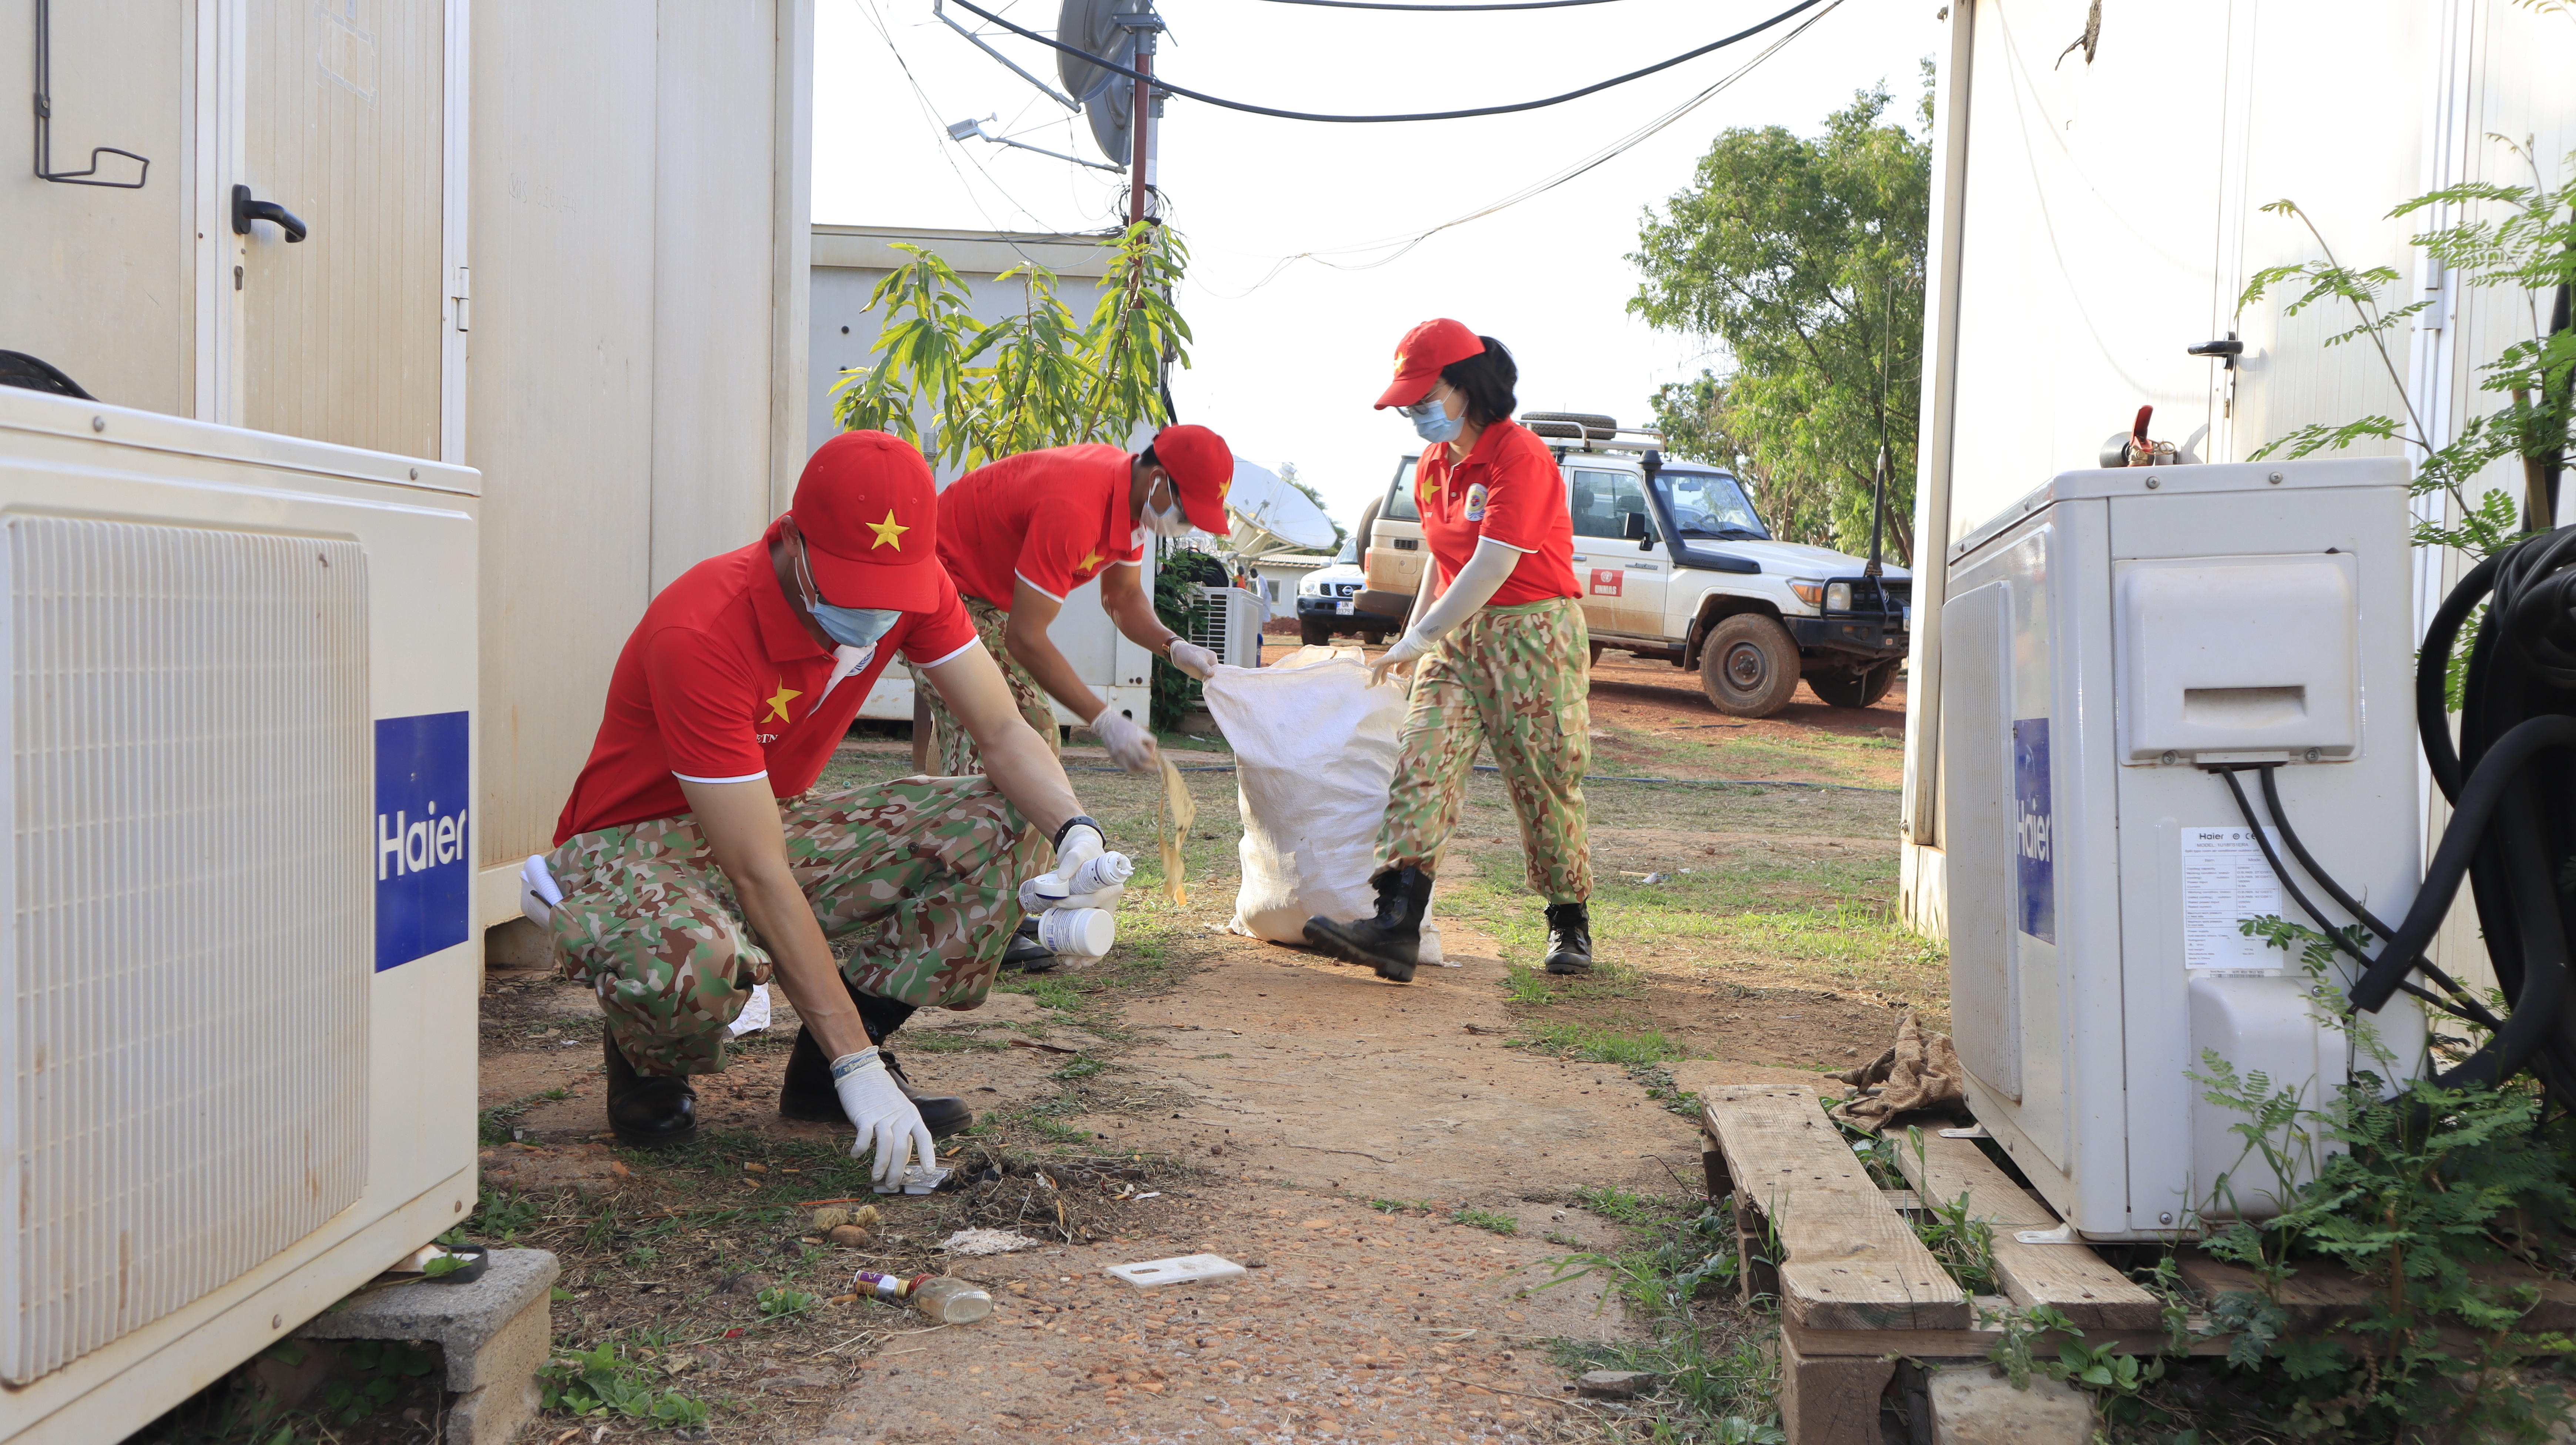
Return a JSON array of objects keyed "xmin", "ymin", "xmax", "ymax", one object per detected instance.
[
  {"xmin": 910, "ymin": 423, "xmax": 1235, "ymax": 781},
  {"xmin": 533, "ymin": 431, "xmax": 1129, "ymax": 1190},
  {"xmin": 1305, "ymin": 321, "xmax": 1596, "ymax": 982}
]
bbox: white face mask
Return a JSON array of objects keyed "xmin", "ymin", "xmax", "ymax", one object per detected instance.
[{"xmin": 1143, "ymin": 475, "xmax": 1195, "ymax": 537}]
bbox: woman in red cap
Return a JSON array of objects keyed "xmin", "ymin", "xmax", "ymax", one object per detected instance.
[{"xmin": 1305, "ymin": 321, "xmax": 1595, "ymax": 982}]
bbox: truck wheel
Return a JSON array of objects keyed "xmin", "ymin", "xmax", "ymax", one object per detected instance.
[
  {"xmin": 1809, "ymin": 661, "xmax": 1899, "ymax": 709},
  {"xmin": 1299, "ymin": 616, "xmax": 1332, "ymax": 647},
  {"xmin": 1587, "ymin": 641, "xmax": 1604, "ymax": 667},
  {"xmin": 1700, "ymin": 614, "xmax": 1801, "ymax": 717}
]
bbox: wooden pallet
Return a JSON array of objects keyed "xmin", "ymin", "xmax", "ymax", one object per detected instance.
[
  {"xmin": 1699, "ymin": 1085, "xmax": 2576, "ymax": 1445},
  {"xmin": 1698, "ymin": 1086, "xmax": 2180, "ymax": 1445}
]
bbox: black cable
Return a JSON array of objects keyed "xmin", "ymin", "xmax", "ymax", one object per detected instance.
[
  {"xmin": 1254, "ymin": 0, "xmax": 1627, "ymax": 8},
  {"xmin": 947, "ymin": 0, "xmax": 1829, "ymax": 123},
  {"xmin": 2255, "ymin": 765, "xmax": 2491, "ymax": 1021}
]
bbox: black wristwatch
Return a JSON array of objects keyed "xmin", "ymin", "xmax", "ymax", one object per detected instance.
[{"xmin": 1052, "ymin": 815, "xmax": 1101, "ymax": 852}]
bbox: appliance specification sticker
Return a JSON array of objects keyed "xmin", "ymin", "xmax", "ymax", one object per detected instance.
[{"xmin": 2180, "ymin": 827, "xmax": 2284, "ymax": 969}]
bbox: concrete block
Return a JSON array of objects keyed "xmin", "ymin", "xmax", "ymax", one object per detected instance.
[
  {"xmin": 1927, "ymin": 1364, "xmax": 2094, "ymax": 1445},
  {"xmin": 296, "ymin": 1248, "xmax": 559, "ymax": 1445},
  {"xmin": 484, "ymin": 918, "xmax": 554, "ymax": 973}
]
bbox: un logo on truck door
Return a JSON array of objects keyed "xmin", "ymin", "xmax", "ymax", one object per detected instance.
[{"xmin": 376, "ymin": 711, "xmax": 471, "ymax": 971}]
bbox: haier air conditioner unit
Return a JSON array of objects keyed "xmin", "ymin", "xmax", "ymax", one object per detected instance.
[
  {"xmin": 0, "ymin": 390, "xmax": 479, "ymax": 1443},
  {"xmin": 1939, "ymin": 457, "xmax": 2425, "ymax": 1241}
]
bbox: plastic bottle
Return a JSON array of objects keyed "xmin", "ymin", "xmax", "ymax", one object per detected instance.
[
  {"xmin": 1034, "ymin": 907, "xmax": 1116, "ymax": 958},
  {"xmin": 1062, "ymin": 851, "xmax": 1133, "ymax": 896},
  {"xmin": 851, "ymin": 1270, "xmax": 993, "ymax": 1325}
]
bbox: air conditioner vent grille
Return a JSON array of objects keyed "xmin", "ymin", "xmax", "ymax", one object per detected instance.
[{"xmin": 1, "ymin": 516, "xmax": 370, "ymax": 1385}]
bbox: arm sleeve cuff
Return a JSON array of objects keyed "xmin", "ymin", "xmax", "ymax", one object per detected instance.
[
  {"xmin": 672, "ymin": 769, "xmax": 770, "ymax": 785},
  {"xmin": 1012, "ymin": 571, "xmax": 1067, "ymax": 604},
  {"xmin": 915, "ymin": 638, "xmax": 983, "ymax": 671}
]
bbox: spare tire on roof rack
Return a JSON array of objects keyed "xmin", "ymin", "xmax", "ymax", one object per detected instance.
[{"xmin": 1520, "ymin": 411, "xmax": 1617, "ymax": 442}]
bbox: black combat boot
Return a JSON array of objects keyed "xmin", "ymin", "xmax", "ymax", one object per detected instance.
[
  {"xmin": 1301, "ymin": 866, "xmax": 1434, "ymax": 983},
  {"xmin": 777, "ymin": 983, "xmax": 973, "ymax": 1137},
  {"xmin": 603, "ymin": 1026, "xmax": 698, "ymax": 1149},
  {"xmin": 1002, "ymin": 916, "xmax": 1060, "ymax": 973},
  {"xmin": 1542, "ymin": 902, "xmax": 1594, "ymax": 975}
]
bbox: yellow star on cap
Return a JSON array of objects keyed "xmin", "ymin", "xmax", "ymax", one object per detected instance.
[
  {"xmin": 866, "ymin": 509, "xmax": 909, "ymax": 550},
  {"xmin": 765, "ymin": 681, "xmax": 802, "ymax": 722}
]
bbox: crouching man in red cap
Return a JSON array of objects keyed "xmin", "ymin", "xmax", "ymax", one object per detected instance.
[
  {"xmin": 528, "ymin": 430, "xmax": 1131, "ymax": 1191},
  {"xmin": 908, "ymin": 423, "xmax": 1236, "ymax": 968}
]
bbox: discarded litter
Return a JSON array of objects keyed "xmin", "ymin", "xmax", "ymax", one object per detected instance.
[
  {"xmin": 727, "ymin": 983, "xmax": 771, "ymax": 1037},
  {"xmin": 938, "ymin": 1228, "xmax": 1045, "ymax": 1256},
  {"xmin": 853, "ymin": 1270, "xmax": 994, "ymax": 1325},
  {"xmin": 812, "ymin": 1204, "xmax": 881, "ymax": 1233},
  {"xmin": 1105, "ymin": 1254, "xmax": 1247, "ymax": 1289},
  {"xmin": 1642, "ymin": 873, "xmax": 1667, "ymax": 885},
  {"xmin": 888, "ymin": 1164, "xmax": 953, "ymax": 1195}
]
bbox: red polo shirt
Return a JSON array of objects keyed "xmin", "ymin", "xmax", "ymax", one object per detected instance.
[
  {"xmin": 935, "ymin": 445, "xmax": 1143, "ymax": 608},
  {"xmin": 1414, "ymin": 418, "xmax": 1578, "ymax": 606},
  {"xmin": 553, "ymin": 520, "xmax": 980, "ymax": 842}
]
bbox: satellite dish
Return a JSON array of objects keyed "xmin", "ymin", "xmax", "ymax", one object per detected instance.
[
  {"xmin": 1222, "ymin": 459, "xmax": 1339, "ymax": 553},
  {"xmin": 1057, "ymin": 0, "xmax": 1141, "ymax": 162}
]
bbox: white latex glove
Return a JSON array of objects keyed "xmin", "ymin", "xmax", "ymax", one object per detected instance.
[
  {"xmin": 1021, "ymin": 819, "xmax": 1132, "ymax": 911},
  {"xmin": 1088, "ymin": 706, "xmax": 1160, "ymax": 773},
  {"xmin": 1367, "ymin": 632, "xmax": 1429, "ymax": 689},
  {"xmin": 1166, "ymin": 639, "xmax": 1220, "ymax": 680},
  {"xmin": 833, "ymin": 1047, "xmax": 937, "ymax": 1193}
]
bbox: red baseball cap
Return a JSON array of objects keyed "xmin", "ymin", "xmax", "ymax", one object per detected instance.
[
  {"xmin": 1374, "ymin": 318, "xmax": 1485, "ymax": 409},
  {"xmin": 1152, "ymin": 424, "xmax": 1234, "ymax": 537},
  {"xmin": 791, "ymin": 430, "xmax": 943, "ymax": 612}
]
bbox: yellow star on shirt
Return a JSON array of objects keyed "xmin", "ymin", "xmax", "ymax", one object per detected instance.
[
  {"xmin": 1077, "ymin": 549, "xmax": 1105, "ymax": 573},
  {"xmin": 764, "ymin": 681, "xmax": 802, "ymax": 722},
  {"xmin": 866, "ymin": 509, "xmax": 909, "ymax": 550}
]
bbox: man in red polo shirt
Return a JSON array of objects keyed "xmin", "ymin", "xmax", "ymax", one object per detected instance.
[
  {"xmin": 909, "ymin": 423, "xmax": 1235, "ymax": 781},
  {"xmin": 530, "ymin": 430, "xmax": 1130, "ymax": 1190}
]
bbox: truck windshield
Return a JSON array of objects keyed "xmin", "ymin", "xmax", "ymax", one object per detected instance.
[{"xmin": 1653, "ymin": 470, "xmax": 1770, "ymax": 542}]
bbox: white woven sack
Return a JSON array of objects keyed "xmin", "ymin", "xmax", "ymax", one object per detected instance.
[{"xmin": 1203, "ymin": 646, "xmax": 1443, "ymax": 965}]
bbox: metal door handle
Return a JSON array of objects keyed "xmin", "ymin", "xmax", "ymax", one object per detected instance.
[{"xmin": 232, "ymin": 184, "xmax": 308, "ymax": 242}]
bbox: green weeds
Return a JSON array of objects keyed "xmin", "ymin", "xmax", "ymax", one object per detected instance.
[
  {"xmin": 1511, "ymin": 1020, "xmax": 1687, "ymax": 1066},
  {"xmin": 1450, "ymin": 1207, "xmax": 1521, "ymax": 1236},
  {"xmin": 1573, "ymin": 1184, "xmax": 1660, "ymax": 1225},
  {"xmin": 539, "ymin": 1341, "xmax": 712, "ymax": 1428},
  {"xmin": 1540, "ymin": 1194, "xmax": 1778, "ymax": 1440},
  {"xmin": 477, "ymin": 1087, "xmax": 571, "ymax": 1145}
]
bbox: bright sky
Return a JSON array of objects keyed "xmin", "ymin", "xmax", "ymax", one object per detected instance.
[{"xmin": 815, "ymin": 0, "xmax": 1938, "ymax": 534}]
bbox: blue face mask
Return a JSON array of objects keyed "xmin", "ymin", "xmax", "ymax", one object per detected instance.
[
  {"xmin": 810, "ymin": 601, "xmax": 901, "ymax": 651},
  {"xmin": 792, "ymin": 538, "xmax": 903, "ymax": 650},
  {"xmin": 1402, "ymin": 393, "xmax": 1463, "ymax": 445}
]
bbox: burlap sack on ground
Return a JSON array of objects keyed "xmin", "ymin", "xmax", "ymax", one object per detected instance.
[{"xmin": 1829, "ymin": 1011, "xmax": 1967, "ymax": 1132}]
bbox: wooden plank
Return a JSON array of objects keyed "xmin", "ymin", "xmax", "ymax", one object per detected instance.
[
  {"xmin": 2181, "ymin": 1254, "xmax": 2576, "ymax": 1332},
  {"xmin": 1890, "ymin": 1130, "xmax": 2164, "ymax": 1330},
  {"xmin": 1788, "ymin": 1320, "xmax": 2235, "ymax": 1359},
  {"xmin": 1703, "ymin": 1086, "xmax": 1970, "ymax": 1331},
  {"xmin": 1777, "ymin": 1330, "xmax": 1896, "ymax": 1445}
]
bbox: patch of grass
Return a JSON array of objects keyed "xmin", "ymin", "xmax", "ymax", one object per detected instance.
[
  {"xmin": 1573, "ymin": 1184, "xmax": 1661, "ymax": 1225},
  {"xmin": 1050, "ymin": 1056, "xmax": 1106, "ymax": 1080},
  {"xmin": 898, "ymin": 1030, "xmax": 1011, "ymax": 1053},
  {"xmin": 477, "ymin": 1087, "xmax": 571, "ymax": 1145},
  {"xmin": 465, "ymin": 1186, "xmax": 547, "ymax": 1243},
  {"xmin": 1628, "ymin": 1062, "xmax": 1705, "ymax": 1120},
  {"xmin": 1544, "ymin": 1229, "xmax": 1584, "ymax": 1248},
  {"xmin": 1538, "ymin": 1195, "xmax": 1780, "ymax": 1441},
  {"xmin": 1369, "ymin": 1197, "xmax": 1438, "ymax": 1214},
  {"xmin": 1512, "ymin": 1019, "xmax": 1687, "ymax": 1066},
  {"xmin": 994, "ymin": 973, "xmax": 1084, "ymax": 1011},
  {"xmin": 756, "ymin": 1285, "xmax": 815, "ymax": 1320},
  {"xmin": 1451, "ymin": 1207, "xmax": 1520, "ymax": 1236}
]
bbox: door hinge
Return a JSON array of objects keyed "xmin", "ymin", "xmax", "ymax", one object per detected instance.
[{"xmin": 452, "ymin": 265, "xmax": 471, "ymax": 332}]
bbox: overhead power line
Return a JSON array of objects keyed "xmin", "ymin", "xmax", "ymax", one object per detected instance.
[
  {"xmin": 1202, "ymin": 0, "xmax": 1842, "ymax": 292},
  {"xmin": 943, "ymin": 0, "xmax": 1830, "ymax": 123},
  {"xmin": 1252, "ymin": 0, "xmax": 1630, "ymax": 9}
]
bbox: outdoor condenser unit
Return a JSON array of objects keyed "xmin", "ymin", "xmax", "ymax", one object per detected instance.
[
  {"xmin": 0, "ymin": 391, "xmax": 479, "ymax": 1442},
  {"xmin": 1193, "ymin": 584, "xmax": 1268, "ymax": 671},
  {"xmin": 1940, "ymin": 457, "xmax": 2425, "ymax": 1241}
]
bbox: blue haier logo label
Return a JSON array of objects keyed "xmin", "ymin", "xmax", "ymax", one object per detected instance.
[
  {"xmin": 376, "ymin": 711, "xmax": 470, "ymax": 971},
  {"xmin": 2012, "ymin": 717, "xmax": 2054, "ymax": 944}
]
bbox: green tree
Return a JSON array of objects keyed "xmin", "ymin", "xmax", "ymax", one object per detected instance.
[
  {"xmin": 830, "ymin": 221, "xmax": 1190, "ymax": 468},
  {"xmin": 1628, "ymin": 77, "xmax": 1931, "ymax": 564}
]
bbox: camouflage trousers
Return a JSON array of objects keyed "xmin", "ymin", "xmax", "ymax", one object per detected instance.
[
  {"xmin": 908, "ymin": 594, "xmax": 1060, "ymax": 778},
  {"xmin": 547, "ymin": 775, "xmax": 1024, "ymax": 1076},
  {"xmin": 1373, "ymin": 596, "xmax": 1592, "ymax": 904}
]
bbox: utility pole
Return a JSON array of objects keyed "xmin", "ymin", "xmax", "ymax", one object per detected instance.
[{"xmin": 1120, "ymin": 8, "xmax": 1165, "ymax": 226}]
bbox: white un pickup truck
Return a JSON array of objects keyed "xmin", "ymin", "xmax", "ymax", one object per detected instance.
[{"xmin": 1357, "ymin": 412, "xmax": 1909, "ymax": 718}]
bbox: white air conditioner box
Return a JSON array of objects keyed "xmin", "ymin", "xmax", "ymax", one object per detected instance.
[
  {"xmin": 0, "ymin": 391, "xmax": 479, "ymax": 1443},
  {"xmin": 1193, "ymin": 585, "xmax": 1268, "ymax": 671},
  {"xmin": 1939, "ymin": 457, "xmax": 2423, "ymax": 1241}
]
